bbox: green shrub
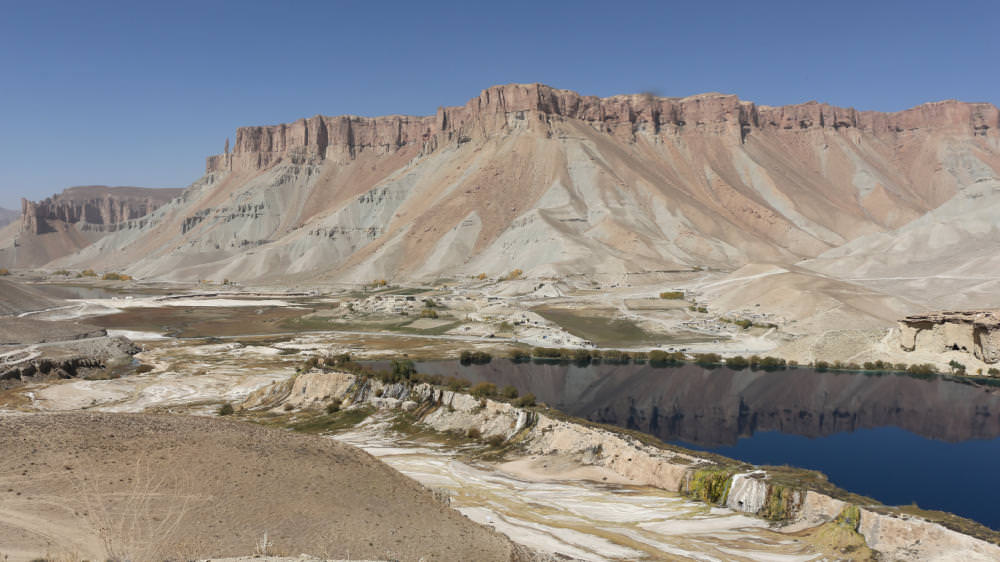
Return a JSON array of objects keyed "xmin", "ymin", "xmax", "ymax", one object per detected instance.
[
  {"xmin": 758, "ymin": 356, "xmax": 787, "ymax": 370},
  {"xmin": 391, "ymin": 358, "xmax": 416, "ymax": 380},
  {"xmin": 485, "ymin": 434, "xmax": 505, "ymax": 447},
  {"xmin": 694, "ymin": 353, "xmax": 722, "ymax": 366},
  {"xmin": 217, "ymin": 403, "xmax": 235, "ymax": 416},
  {"xmin": 989, "ymin": 368, "xmax": 1000, "ymax": 377},
  {"xmin": 659, "ymin": 291, "xmax": 684, "ymax": 300},
  {"xmin": 459, "ymin": 350, "xmax": 492, "ymax": 365},
  {"xmin": 815, "ymin": 360, "xmax": 830, "ymax": 372},
  {"xmin": 906, "ymin": 363, "xmax": 938, "ymax": 376},
  {"xmin": 601, "ymin": 350, "xmax": 630, "ymax": 364},
  {"xmin": 419, "ymin": 308, "xmax": 439, "ymax": 319},
  {"xmin": 948, "ymin": 359, "xmax": 967, "ymax": 374},
  {"xmin": 325, "ymin": 402, "xmax": 340, "ymax": 414},
  {"xmin": 509, "ymin": 349, "xmax": 531, "ymax": 363},
  {"xmin": 470, "ymin": 382, "xmax": 497, "ymax": 398},
  {"xmin": 649, "ymin": 349, "xmax": 685, "ymax": 366},
  {"xmin": 501, "ymin": 385, "xmax": 519, "ymax": 399},
  {"xmin": 726, "ymin": 355, "xmax": 749, "ymax": 370},
  {"xmin": 445, "ymin": 376, "xmax": 471, "ymax": 392},
  {"xmin": 514, "ymin": 393, "xmax": 536, "ymax": 407},
  {"xmin": 571, "ymin": 348, "xmax": 592, "ymax": 365}
]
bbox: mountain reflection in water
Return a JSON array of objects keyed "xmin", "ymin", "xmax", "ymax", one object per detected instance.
[
  {"xmin": 413, "ymin": 360, "xmax": 1000, "ymax": 446},
  {"xmin": 406, "ymin": 359, "xmax": 1000, "ymax": 529}
]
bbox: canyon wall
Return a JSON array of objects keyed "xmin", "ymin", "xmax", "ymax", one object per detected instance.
[
  {"xmin": 206, "ymin": 83, "xmax": 1000, "ymax": 174},
  {"xmin": 19, "ymin": 185, "xmax": 184, "ymax": 235}
]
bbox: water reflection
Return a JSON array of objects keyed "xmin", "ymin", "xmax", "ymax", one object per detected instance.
[{"xmin": 412, "ymin": 360, "xmax": 1000, "ymax": 446}]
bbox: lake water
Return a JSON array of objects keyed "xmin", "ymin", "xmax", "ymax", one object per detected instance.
[{"xmin": 409, "ymin": 359, "xmax": 1000, "ymax": 529}]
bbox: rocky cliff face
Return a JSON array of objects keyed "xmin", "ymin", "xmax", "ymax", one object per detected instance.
[
  {"xmin": 0, "ymin": 185, "xmax": 184, "ymax": 269},
  {"xmin": 19, "ymin": 185, "xmax": 183, "ymax": 235},
  {"xmin": 900, "ymin": 311, "xmax": 1000, "ymax": 364},
  {"xmin": 206, "ymin": 84, "xmax": 999, "ymax": 174},
  {"xmin": 42, "ymin": 83, "xmax": 1000, "ymax": 284}
]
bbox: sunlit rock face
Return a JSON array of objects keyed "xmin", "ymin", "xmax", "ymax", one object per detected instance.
[
  {"xmin": 25, "ymin": 82, "xmax": 998, "ymax": 283},
  {"xmin": 0, "ymin": 185, "xmax": 182, "ymax": 268},
  {"xmin": 899, "ymin": 311, "xmax": 1000, "ymax": 364}
]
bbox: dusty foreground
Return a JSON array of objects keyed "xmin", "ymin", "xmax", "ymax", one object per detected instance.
[{"xmin": 0, "ymin": 412, "xmax": 533, "ymax": 562}]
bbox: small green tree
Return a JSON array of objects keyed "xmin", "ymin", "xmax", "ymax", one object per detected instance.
[{"xmin": 470, "ymin": 382, "xmax": 497, "ymax": 398}]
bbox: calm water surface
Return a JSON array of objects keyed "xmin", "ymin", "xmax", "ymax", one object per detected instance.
[{"xmin": 409, "ymin": 359, "xmax": 1000, "ymax": 529}]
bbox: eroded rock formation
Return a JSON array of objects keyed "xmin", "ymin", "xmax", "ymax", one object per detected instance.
[
  {"xmin": 19, "ymin": 185, "xmax": 183, "ymax": 235},
  {"xmin": 899, "ymin": 311, "xmax": 1000, "ymax": 364},
  {"xmin": 30, "ymin": 83, "xmax": 1000, "ymax": 284},
  {"xmin": 206, "ymin": 83, "xmax": 999, "ymax": 174}
]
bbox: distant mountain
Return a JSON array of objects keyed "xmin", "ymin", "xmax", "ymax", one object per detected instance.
[
  {"xmin": 0, "ymin": 185, "xmax": 183, "ymax": 268},
  {"xmin": 13, "ymin": 83, "xmax": 1000, "ymax": 286}
]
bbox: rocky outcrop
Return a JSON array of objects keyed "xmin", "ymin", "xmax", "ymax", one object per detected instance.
[
  {"xmin": 19, "ymin": 185, "xmax": 183, "ymax": 235},
  {"xmin": 900, "ymin": 311, "xmax": 1000, "ymax": 364},
  {"xmin": 246, "ymin": 370, "xmax": 1000, "ymax": 561},
  {"xmin": 207, "ymin": 83, "xmax": 1000, "ymax": 173}
]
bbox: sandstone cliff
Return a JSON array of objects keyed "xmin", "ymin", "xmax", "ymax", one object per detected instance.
[
  {"xmin": 206, "ymin": 84, "xmax": 999, "ymax": 175},
  {"xmin": 19, "ymin": 185, "xmax": 183, "ymax": 235},
  {"xmin": 39, "ymin": 83, "xmax": 1000, "ymax": 287},
  {"xmin": 0, "ymin": 185, "xmax": 183, "ymax": 268}
]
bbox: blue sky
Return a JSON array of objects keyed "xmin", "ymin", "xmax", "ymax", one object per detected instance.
[{"xmin": 1, "ymin": 0, "xmax": 997, "ymax": 209}]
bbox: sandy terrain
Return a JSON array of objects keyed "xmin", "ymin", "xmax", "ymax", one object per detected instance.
[{"xmin": 0, "ymin": 412, "xmax": 534, "ymax": 562}]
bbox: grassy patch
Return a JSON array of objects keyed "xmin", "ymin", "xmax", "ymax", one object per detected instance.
[
  {"xmin": 285, "ymin": 406, "xmax": 376, "ymax": 434},
  {"xmin": 532, "ymin": 305, "xmax": 711, "ymax": 347}
]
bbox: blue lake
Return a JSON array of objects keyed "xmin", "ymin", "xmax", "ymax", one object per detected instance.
[{"xmin": 409, "ymin": 359, "xmax": 1000, "ymax": 529}]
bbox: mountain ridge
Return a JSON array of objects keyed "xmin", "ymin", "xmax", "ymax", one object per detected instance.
[{"xmin": 11, "ymin": 83, "xmax": 995, "ymax": 300}]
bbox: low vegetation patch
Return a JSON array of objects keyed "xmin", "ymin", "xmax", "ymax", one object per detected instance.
[{"xmin": 287, "ymin": 406, "xmax": 376, "ymax": 434}]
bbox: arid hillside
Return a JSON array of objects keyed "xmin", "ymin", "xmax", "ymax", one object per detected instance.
[
  {"xmin": 0, "ymin": 412, "xmax": 535, "ymax": 562},
  {"xmin": 19, "ymin": 83, "xmax": 1000, "ymax": 284}
]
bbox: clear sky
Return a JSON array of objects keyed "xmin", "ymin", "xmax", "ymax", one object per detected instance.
[{"xmin": 1, "ymin": 0, "xmax": 997, "ymax": 209}]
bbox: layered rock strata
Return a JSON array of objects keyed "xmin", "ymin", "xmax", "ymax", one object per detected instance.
[
  {"xmin": 899, "ymin": 311, "xmax": 1000, "ymax": 364},
  {"xmin": 207, "ymin": 83, "xmax": 999, "ymax": 174},
  {"xmin": 20, "ymin": 185, "xmax": 183, "ymax": 235}
]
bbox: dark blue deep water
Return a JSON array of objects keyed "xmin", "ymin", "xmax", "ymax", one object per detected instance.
[{"xmin": 410, "ymin": 359, "xmax": 1000, "ymax": 529}]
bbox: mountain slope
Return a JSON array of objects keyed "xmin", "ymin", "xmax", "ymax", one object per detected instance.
[
  {"xmin": 48, "ymin": 83, "xmax": 1000, "ymax": 283},
  {"xmin": 0, "ymin": 186, "xmax": 183, "ymax": 268},
  {"xmin": 0, "ymin": 207, "xmax": 18, "ymax": 229}
]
